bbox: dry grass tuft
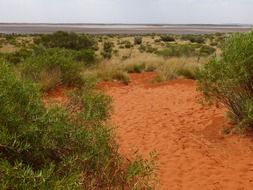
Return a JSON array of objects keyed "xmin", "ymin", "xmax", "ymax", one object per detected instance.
[{"xmin": 153, "ymin": 58, "xmax": 203, "ymax": 82}]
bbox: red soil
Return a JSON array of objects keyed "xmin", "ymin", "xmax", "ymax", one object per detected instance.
[
  {"xmin": 42, "ymin": 85, "xmax": 72, "ymax": 106},
  {"xmin": 103, "ymin": 72, "xmax": 253, "ymax": 190}
]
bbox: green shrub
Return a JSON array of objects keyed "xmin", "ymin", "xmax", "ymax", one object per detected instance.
[
  {"xmin": 4, "ymin": 48, "xmax": 32, "ymax": 64},
  {"xmin": 0, "ymin": 61, "xmax": 156, "ymax": 189},
  {"xmin": 157, "ymin": 44, "xmax": 196, "ymax": 57},
  {"xmin": 139, "ymin": 44, "xmax": 146, "ymax": 52},
  {"xmin": 78, "ymin": 91, "xmax": 112, "ymax": 121},
  {"xmin": 199, "ymin": 45, "xmax": 216, "ymax": 56},
  {"xmin": 160, "ymin": 35, "xmax": 175, "ymax": 42},
  {"xmin": 20, "ymin": 47, "xmax": 83, "ymax": 91},
  {"xmin": 101, "ymin": 41, "xmax": 113, "ymax": 59},
  {"xmin": 181, "ymin": 35, "xmax": 205, "ymax": 43},
  {"xmin": 74, "ymin": 49, "xmax": 96, "ymax": 65},
  {"xmin": 210, "ymin": 41, "xmax": 218, "ymax": 46},
  {"xmin": 139, "ymin": 45, "xmax": 157, "ymax": 54},
  {"xmin": 197, "ymin": 31, "xmax": 253, "ymax": 129},
  {"xmin": 34, "ymin": 31, "xmax": 95, "ymax": 50},
  {"xmin": 124, "ymin": 40, "xmax": 132, "ymax": 48},
  {"xmin": 134, "ymin": 36, "xmax": 142, "ymax": 45}
]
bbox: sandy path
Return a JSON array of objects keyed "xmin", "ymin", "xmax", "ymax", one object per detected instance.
[{"xmin": 101, "ymin": 72, "xmax": 253, "ymax": 190}]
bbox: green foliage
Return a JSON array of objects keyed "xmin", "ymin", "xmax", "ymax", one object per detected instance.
[
  {"xmin": 20, "ymin": 46, "xmax": 84, "ymax": 91},
  {"xmin": 197, "ymin": 31, "xmax": 253, "ymax": 129},
  {"xmin": 4, "ymin": 48, "xmax": 32, "ymax": 64},
  {"xmin": 157, "ymin": 44, "xmax": 196, "ymax": 57},
  {"xmin": 160, "ymin": 35, "xmax": 175, "ymax": 42},
  {"xmin": 35, "ymin": 31, "xmax": 95, "ymax": 50},
  {"xmin": 74, "ymin": 49, "xmax": 96, "ymax": 65},
  {"xmin": 210, "ymin": 41, "xmax": 218, "ymax": 46},
  {"xmin": 0, "ymin": 62, "xmax": 81, "ymax": 189},
  {"xmin": 0, "ymin": 61, "xmax": 156, "ymax": 189},
  {"xmin": 101, "ymin": 41, "xmax": 113, "ymax": 59},
  {"xmin": 75, "ymin": 91, "xmax": 112, "ymax": 121},
  {"xmin": 181, "ymin": 34, "xmax": 205, "ymax": 43},
  {"xmin": 134, "ymin": 36, "xmax": 142, "ymax": 45},
  {"xmin": 199, "ymin": 45, "xmax": 216, "ymax": 56},
  {"xmin": 124, "ymin": 40, "xmax": 132, "ymax": 48},
  {"xmin": 139, "ymin": 45, "xmax": 157, "ymax": 54}
]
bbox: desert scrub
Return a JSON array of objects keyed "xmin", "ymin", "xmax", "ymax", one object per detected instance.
[
  {"xmin": 95, "ymin": 63, "xmax": 129, "ymax": 85},
  {"xmin": 181, "ymin": 34, "xmax": 205, "ymax": 43},
  {"xmin": 157, "ymin": 44, "xmax": 197, "ymax": 57},
  {"xmin": 134, "ymin": 36, "xmax": 143, "ymax": 45},
  {"xmin": 139, "ymin": 44, "xmax": 157, "ymax": 54},
  {"xmin": 0, "ymin": 61, "xmax": 156, "ymax": 189},
  {"xmin": 123, "ymin": 62, "xmax": 146, "ymax": 73},
  {"xmin": 34, "ymin": 31, "xmax": 95, "ymax": 50},
  {"xmin": 197, "ymin": 31, "xmax": 253, "ymax": 129},
  {"xmin": 122, "ymin": 40, "xmax": 133, "ymax": 48},
  {"xmin": 160, "ymin": 35, "xmax": 175, "ymax": 42},
  {"xmin": 199, "ymin": 45, "xmax": 216, "ymax": 56},
  {"xmin": 101, "ymin": 41, "xmax": 114, "ymax": 59},
  {"xmin": 3, "ymin": 47, "xmax": 32, "ymax": 64},
  {"xmin": 154, "ymin": 58, "xmax": 199, "ymax": 82},
  {"xmin": 20, "ymin": 46, "xmax": 84, "ymax": 91},
  {"xmin": 74, "ymin": 49, "xmax": 96, "ymax": 65}
]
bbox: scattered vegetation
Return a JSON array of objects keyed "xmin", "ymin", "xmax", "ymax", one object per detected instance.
[
  {"xmin": 74, "ymin": 49, "xmax": 96, "ymax": 65},
  {"xmin": 181, "ymin": 34, "xmax": 205, "ymax": 43},
  {"xmin": 1, "ymin": 29, "xmax": 250, "ymax": 188},
  {"xmin": 199, "ymin": 45, "xmax": 216, "ymax": 56},
  {"xmin": 101, "ymin": 41, "xmax": 114, "ymax": 59},
  {"xmin": 160, "ymin": 35, "xmax": 175, "ymax": 42},
  {"xmin": 157, "ymin": 44, "xmax": 196, "ymax": 57},
  {"xmin": 34, "ymin": 31, "xmax": 95, "ymax": 50},
  {"xmin": 20, "ymin": 46, "xmax": 84, "ymax": 91},
  {"xmin": 0, "ymin": 59, "xmax": 156, "ymax": 189}
]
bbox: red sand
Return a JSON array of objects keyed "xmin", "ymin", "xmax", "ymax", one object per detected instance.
[{"xmin": 103, "ymin": 72, "xmax": 253, "ymax": 190}]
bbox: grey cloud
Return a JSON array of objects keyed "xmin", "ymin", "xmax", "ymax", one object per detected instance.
[{"xmin": 0, "ymin": 0, "xmax": 252, "ymax": 24}]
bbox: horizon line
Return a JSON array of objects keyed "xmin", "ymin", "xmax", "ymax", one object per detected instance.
[{"xmin": 0, "ymin": 22, "xmax": 252, "ymax": 26}]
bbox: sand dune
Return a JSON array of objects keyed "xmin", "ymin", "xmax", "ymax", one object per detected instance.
[{"xmin": 100, "ymin": 72, "xmax": 253, "ymax": 190}]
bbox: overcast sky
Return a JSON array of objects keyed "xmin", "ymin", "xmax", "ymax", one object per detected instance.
[{"xmin": 0, "ymin": 0, "xmax": 252, "ymax": 24}]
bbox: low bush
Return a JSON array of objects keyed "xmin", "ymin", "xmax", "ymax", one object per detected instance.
[
  {"xmin": 3, "ymin": 48, "xmax": 32, "ymax": 64},
  {"xmin": 139, "ymin": 44, "xmax": 157, "ymax": 54},
  {"xmin": 34, "ymin": 31, "xmax": 95, "ymax": 50},
  {"xmin": 210, "ymin": 41, "xmax": 218, "ymax": 46},
  {"xmin": 0, "ymin": 61, "xmax": 156, "ymax": 189},
  {"xmin": 96, "ymin": 64, "xmax": 129, "ymax": 85},
  {"xmin": 134, "ymin": 36, "xmax": 143, "ymax": 45},
  {"xmin": 160, "ymin": 35, "xmax": 175, "ymax": 42},
  {"xmin": 101, "ymin": 41, "xmax": 113, "ymax": 59},
  {"xmin": 197, "ymin": 31, "xmax": 253, "ymax": 129},
  {"xmin": 74, "ymin": 49, "xmax": 96, "ymax": 65},
  {"xmin": 181, "ymin": 34, "xmax": 205, "ymax": 43},
  {"xmin": 199, "ymin": 45, "xmax": 216, "ymax": 56},
  {"xmin": 124, "ymin": 40, "xmax": 132, "ymax": 48},
  {"xmin": 157, "ymin": 44, "xmax": 196, "ymax": 57},
  {"xmin": 20, "ymin": 46, "xmax": 84, "ymax": 91}
]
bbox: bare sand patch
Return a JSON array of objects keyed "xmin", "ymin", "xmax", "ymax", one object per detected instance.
[{"xmin": 105, "ymin": 72, "xmax": 253, "ymax": 190}]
